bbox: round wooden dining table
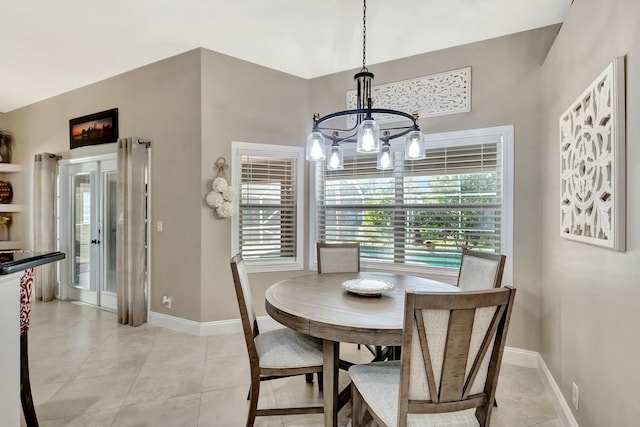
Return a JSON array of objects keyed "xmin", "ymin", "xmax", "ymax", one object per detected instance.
[{"xmin": 265, "ymin": 271, "xmax": 459, "ymax": 427}]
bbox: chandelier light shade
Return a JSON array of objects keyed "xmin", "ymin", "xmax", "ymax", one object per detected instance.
[
  {"xmin": 327, "ymin": 143, "xmax": 344, "ymax": 170},
  {"xmin": 405, "ymin": 130, "xmax": 426, "ymax": 160},
  {"xmin": 376, "ymin": 141, "xmax": 393, "ymax": 170},
  {"xmin": 356, "ymin": 119, "xmax": 380, "ymax": 153},
  {"xmin": 306, "ymin": 129, "xmax": 326, "ymax": 161},
  {"xmin": 305, "ymin": 0, "xmax": 424, "ymax": 169}
]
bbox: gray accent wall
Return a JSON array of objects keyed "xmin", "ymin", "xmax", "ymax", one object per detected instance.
[{"xmin": 540, "ymin": 0, "xmax": 640, "ymax": 425}]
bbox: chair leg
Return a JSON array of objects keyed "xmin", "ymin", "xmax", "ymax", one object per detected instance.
[
  {"xmin": 375, "ymin": 346, "xmax": 383, "ymax": 359},
  {"xmin": 20, "ymin": 333, "xmax": 39, "ymax": 427},
  {"xmin": 357, "ymin": 344, "xmax": 361, "ymax": 350},
  {"xmin": 317, "ymin": 372, "xmax": 323, "ymax": 392},
  {"xmin": 351, "ymin": 383, "xmax": 362, "ymax": 427},
  {"xmin": 305, "ymin": 372, "xmax": 323, "ymax": 391},
  {"xmin": 246, "ymin": 378, "xmax": 259, "ymax": 427}
]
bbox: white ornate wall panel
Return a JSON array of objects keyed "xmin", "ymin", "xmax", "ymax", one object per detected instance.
[
  {"xmin": 346, "ymin": 67, "xmax": 471, "ymax": 127},
  {"xmin": 559, "ymin": 57, "xmax": 625, "ymax": 251}
]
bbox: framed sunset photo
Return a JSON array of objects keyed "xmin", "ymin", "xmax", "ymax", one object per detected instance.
[{"xmin": 69, "ymin": 108, "xmax": 119, "ymax": 149}]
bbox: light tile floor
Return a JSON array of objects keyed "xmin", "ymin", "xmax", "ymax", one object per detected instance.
[{"xmin": 21, "ymin": 301, "xmax": 561, "ymax": 427}]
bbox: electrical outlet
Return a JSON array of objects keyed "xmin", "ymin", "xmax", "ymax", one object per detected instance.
[
  {"xmin": 157, "ymin": 221, "xmax": 163, "ymax": 232},
  {"xmin": 571, "ymin": 382, "xmax": 579, "ymax": 410},
  {"xmin": 162, "ymin": 295, "xmax": 172, "ymax": 309}
]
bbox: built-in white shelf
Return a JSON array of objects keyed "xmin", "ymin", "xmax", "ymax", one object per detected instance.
[
  {"xmin": 0, "ymin": 204, "xmax": 22, "ymax": 212},
  {"xmin": 0, "ymin": 164, "xmax": 23, "ymax": 173},
  {"xmin": 0, "ymin": 241, "xmax": 24, "ymax": 250}
]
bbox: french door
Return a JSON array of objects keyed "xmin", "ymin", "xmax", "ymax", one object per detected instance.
[{"xmin": 59, "ymin": 155, "xmax": 117, "ymax": 310}]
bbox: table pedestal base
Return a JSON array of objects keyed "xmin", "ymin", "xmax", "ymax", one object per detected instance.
[{"xmin": 323, "ymin": 340, "xmax": 339, "ymax": 427}]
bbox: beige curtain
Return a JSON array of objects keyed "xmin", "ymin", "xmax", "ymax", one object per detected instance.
[
  {"xmin": 33, "ymin": 153, "xmax": 58, "ymax": 301},
  {"xmin": 117, "ymin": 138, "xmax": 149, "ymax": 326}
]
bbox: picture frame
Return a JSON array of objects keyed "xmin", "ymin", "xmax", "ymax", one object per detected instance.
[
  {"xmin": 69, "ymin": 108, "xmax": 119, "ymax": 149},
  {"xmin": 559, "ymin": 56, "xmax": 626, "ymax": 251}
]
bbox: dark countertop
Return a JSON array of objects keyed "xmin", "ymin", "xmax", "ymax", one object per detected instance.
[{"xmin": 0, "ymin": 251, "xmax": 65, "ymax": 275}]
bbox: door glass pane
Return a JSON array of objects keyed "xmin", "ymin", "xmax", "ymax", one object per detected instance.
[
  {"xmin": 73, "ymin": 173, "xmax": 91, "ymax": 288},
  {"xmin": 103, "ymin": 171, "xmax": 117, "ymax": 293}
]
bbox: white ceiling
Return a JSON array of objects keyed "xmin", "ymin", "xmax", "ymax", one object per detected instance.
[{"xmin": 0, "ymin": 0, "xmax": 571, "ymax": 113}]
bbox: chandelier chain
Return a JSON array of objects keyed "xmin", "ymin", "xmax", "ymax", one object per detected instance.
[
  {"xmin": 305, "ymin": 0, "xmax": 423, "ymax": 167},
  {"xmin": 362, "ymin": 0, "xmax": 367, "ymax": 71}
]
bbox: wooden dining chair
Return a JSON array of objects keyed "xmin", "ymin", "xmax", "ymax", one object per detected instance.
[
  {"xmin": 316, "ymin": 242, "xmax": 360, "ymax": 274},
  {"xmin": 230, "ymin": 254, "xmax": 324, "ymax": 427},
  {"xmin": 457, "ymin": 248, "xmax": 506, "ymax": 291},
  {"xmin": 316, "ymin": 242, "xmax": 388, "ymax": 360},
  {"xmin": 349, "ymin": 286, "xmax": 516, "ymax": 427}
]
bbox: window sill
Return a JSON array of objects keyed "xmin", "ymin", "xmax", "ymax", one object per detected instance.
[{"xmin": 244, "ymin": 259, "xmax": 304, "ymax": 274}]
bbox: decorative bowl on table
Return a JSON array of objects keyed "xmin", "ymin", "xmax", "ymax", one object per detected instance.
[{"xmin": 342, "ymin": 278, "xmax": 395, "ymax": 297}]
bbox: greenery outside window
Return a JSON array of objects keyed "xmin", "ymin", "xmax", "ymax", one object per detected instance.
[
  {"xmin": 232, "ymin": 142, "xmax": 304, "ymax": 273},
  {"xmin": 310, "ymin": 126, "xmax": 513, "ymax": 284}
]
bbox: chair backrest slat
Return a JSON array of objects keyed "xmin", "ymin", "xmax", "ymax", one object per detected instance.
[
  {"xmin": 398, "ymin": 287, "xmax": 516, "ymax": 427},
  {"xmin": 462, "ymin": 304, "xmax": 506, "ymax": 400},
  {"xmin": 457, "ymin": 249, "xmax": 506, "ymax": 291},
  {"xmin": 439, "ymin": 308, "xmax": 475, "ymax": 402},
  {"xmin": 414, "ymin": 310, "xmax": 439, "ymax": 403},
  {"xmin": 230, "ymin": 254, "xmax": 259, "ymax": 362},
  {"xmin": 317, "ymin": 242, "xmax": 360, "ymax": 273}
]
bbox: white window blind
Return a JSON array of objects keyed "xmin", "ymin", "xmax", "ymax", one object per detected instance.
[
  {"xmin": 315, "ymin": 141, "xmax": 502, "ymax": 270},
  {"xmin": 232, "ymin": 142, "xmax": 304, "ymax": 272}
]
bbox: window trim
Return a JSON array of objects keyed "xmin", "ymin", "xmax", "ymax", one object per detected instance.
[
  {"xmin": 309, "ymin": 125, "xmax": 513, "ymax": 286},
  {"xmin": 231, "ymin": 141, "xmax": 304, "ymax": 273}
]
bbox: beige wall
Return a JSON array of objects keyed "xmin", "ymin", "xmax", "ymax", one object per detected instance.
[
  {"xmin": 540, "ymin": 0, "xmax": 640, "ymax": 425},
  {"xmin": 199, "ymin": 48, "xmax": 311, "ymax": 321},
  {"xmin": 309, "ymin": 25, "xmax": 560, "ymax": 351},
  {"xmin": 5, "ymin": 46, "xmax": 314, "ymax": 323},
  {"xmin": 7, "ymin": 49, "xmax": 204, "ymax": 321}
]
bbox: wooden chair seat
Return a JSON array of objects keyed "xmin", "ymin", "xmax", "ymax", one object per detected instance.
[
  {"xmin": 255, "ymin": 328, "xmax": 323, "ymax": 369},
  {"xmin": 350, "ymin": 361, "xmax": 479, "ymax": 427}
]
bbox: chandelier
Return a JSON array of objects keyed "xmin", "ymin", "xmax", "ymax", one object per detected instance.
[{"xmin": 305, "ymin": 0, "xmax": 425, "ymax": 171}]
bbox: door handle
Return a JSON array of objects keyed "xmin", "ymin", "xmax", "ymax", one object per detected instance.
[{"xmin": 91, "ymin": 239, "xmax": 101, "ymax": 244}]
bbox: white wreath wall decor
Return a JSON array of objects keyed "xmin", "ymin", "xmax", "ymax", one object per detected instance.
[
  {"xmin": 206, "ymin": 157, "xmax": 234, "ymax": 219},
  {"xmin": 559, "ymin": 56, "xmax": 626, "ymax": 251}
]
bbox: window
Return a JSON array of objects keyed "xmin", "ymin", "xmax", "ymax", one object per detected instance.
[
  {"xmin": 232, "ymin": 142, "xmax": 304, "ymax": 273},
  {"xmin": 311, "ymin": 126, "xmax": 513, "ymax": 284}
]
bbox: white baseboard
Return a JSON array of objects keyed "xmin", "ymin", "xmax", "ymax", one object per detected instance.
[
  {"xmin": 503, "ymin": 347, "xmax": 578, "ymax": 427},
  {"xmin": 503, "ymin": 346, "xmax": 539, "ymax": 368},
  {"xmin": 149, "ymin": 313, "xmax": 578, "ymax": 427},
  {"xmin": 148, "ymin": 311, "xmax": 282, "ymax": 336},
  {"xmin": 536, "ymin": 353, "xmax": 580, "ymax": 427}
]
